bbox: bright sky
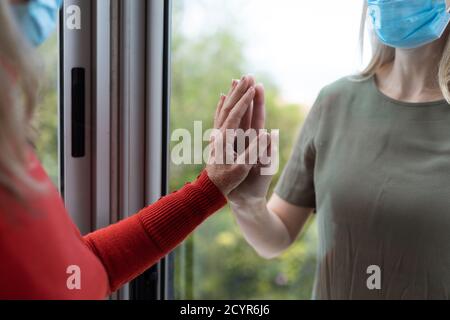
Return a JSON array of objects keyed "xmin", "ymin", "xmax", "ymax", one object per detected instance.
[{"xmin": 179, "ymin": 0, "xmax": 370, "ymax": 106}]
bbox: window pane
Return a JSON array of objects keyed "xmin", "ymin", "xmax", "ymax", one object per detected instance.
[
  {"xmin": 35, "ymin": 33, "xmax": 59, "ymax": 187},
  {"xmin": 170, "ymin": 0, "xmax": 362, "ymax": 299}
]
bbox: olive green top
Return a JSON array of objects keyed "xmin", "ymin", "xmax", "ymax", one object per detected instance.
[{"xmin": 275, "ymin": 76, "xmax": 450, "ymax": 300}]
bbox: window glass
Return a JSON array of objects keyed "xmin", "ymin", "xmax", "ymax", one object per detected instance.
[{"xmin": 170, "ymin": 0, "xmax": 363, "ymax": 299}]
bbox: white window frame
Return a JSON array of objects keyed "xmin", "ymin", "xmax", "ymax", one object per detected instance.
[{"xmin": 60, "ymin": 0, "xmax": 172, "ymax": 300}]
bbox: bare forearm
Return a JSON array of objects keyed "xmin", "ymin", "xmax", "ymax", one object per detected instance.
[{"xmin": 230, "ymin": 198, "xmax": 292, "ymax": 259}]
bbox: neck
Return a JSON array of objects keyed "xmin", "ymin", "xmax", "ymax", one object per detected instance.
[{"xmin": 377, "ymin": 33, "xmax": 448, "ymax": 103}]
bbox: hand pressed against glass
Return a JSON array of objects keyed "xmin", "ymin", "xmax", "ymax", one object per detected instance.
[{"xmin": 207, "ymin": 76, "xmax": 267, "ymax": 197}]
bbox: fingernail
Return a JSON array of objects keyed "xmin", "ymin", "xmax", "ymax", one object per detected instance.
[{"xmin": 241, "ymin": 75, "xmax": 247, "ymax": 81}]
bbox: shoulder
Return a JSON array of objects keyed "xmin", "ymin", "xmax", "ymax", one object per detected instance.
[
  {"xmin": 311, "ymin": 75, "xmax": 374, "ymax": 120},
  {"xmin": 318, "ymin": 75, "xmax": 372, "ymax": 102}
]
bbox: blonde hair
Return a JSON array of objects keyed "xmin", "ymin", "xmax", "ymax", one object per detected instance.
[
  {"xmin": 0, "ymin": 1, "xmax": 41, "ymax": 198},
  {"xmin": 357, "ymin": 2, "xmax": 450, "ymax": 103}
]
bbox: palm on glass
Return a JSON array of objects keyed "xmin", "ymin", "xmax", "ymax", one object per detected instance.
[{"xmin": 206, "ymin": 75, "xmax": 277, "ymax": 203}]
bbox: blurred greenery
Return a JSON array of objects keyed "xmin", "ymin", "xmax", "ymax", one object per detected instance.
[
  {"xmin": 34, "ymin": 33, "xmax": 59, "ymax": 186},
  {"xmin": 171, "ymin": 1, "xmax": 318, "ymax": 300}
]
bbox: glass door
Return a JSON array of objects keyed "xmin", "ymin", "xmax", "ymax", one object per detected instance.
[{"xmin": 169, "ymin": 0, "xmax": 364, "ymax": 300}]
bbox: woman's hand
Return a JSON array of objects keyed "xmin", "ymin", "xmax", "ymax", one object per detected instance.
[
  {"xmin": 206, "ymin": 75, "xmax": 266, "ymax": 197},
  {"xmin": 210, "ymin": 78, "xmax": 292, "ymax": 260},
  {"xmin": 227, "ymin": 84, "xmax": 278, "ymax": 206}
]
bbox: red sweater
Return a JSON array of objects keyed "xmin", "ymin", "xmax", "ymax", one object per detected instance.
[{"xmin": 0, "ymin": 151, "xmax": 226, "ymax": 299}]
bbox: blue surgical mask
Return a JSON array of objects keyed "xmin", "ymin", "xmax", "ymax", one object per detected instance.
[
  {"xmin": 12, "ymin": 0, "xmax": 63, "ymax": 47},
  {"xmin": 367, "ymin": 0, "xmax": 450, "ymax": 49}
]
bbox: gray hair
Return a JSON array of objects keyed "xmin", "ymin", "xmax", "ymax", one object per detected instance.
[{"xmin": 0, "ymin": 1, "xmax": 42, "ymax": 198}]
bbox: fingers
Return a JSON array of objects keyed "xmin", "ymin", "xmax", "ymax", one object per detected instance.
[
  {"xmin": 217, "ymin": 75, "xmax": 254, "ymax": 127},
  {"xmin": 214, "ymin": 94, "xmax": 227, "ymax": 129},
  {"xmin": 222, "ymin": 86, "xmax": 256, "ymax": 131},
  {"xmin": 240, "ymin": 101, "xmax": 253, "ymax": 132},
  {"xmin": 239, "ymin": 77, "xmax": 256, "ymax": 131},
  {"xmin": 247, "ymin": 76, "xmax": 256, "ymax": 89},
  {"xmin": 236, "ymin": 132, "xmax": 261, "ymax": 167},
  {"xmin": 214, "ymin": 78, "xmax": 239, "ymax": 129},
  {"xmin": 251, "ymin": 84, "xmax": 266, "ymax": 131},
  {"xmin": 227, "ymin": 79, "xmax": 239, "ymax": 97},
  {"xmin": 235, "ymin": 131, "xmax": 269, "ymax": 166}
]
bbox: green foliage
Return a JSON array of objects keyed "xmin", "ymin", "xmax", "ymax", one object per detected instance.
[
  {"xmin": 34, "ymin": 34, "xmax": 59, "ymax": 185},
  {"xmin": 171, "ymin": 8, "xmax": 318, "ymax": 300}
]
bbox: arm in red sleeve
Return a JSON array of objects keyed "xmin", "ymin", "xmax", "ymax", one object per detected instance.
[{"xmin": 83, "ymin": 171, "xmax": 226, "ymax": 293}]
